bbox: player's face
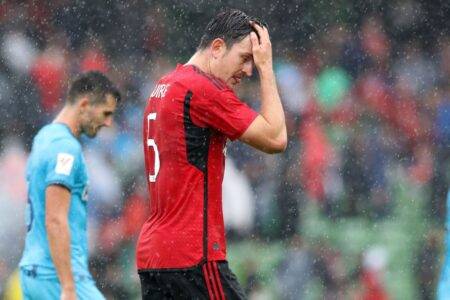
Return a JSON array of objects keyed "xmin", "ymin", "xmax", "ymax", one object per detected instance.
[
  {"xmin": 80, "ymin": 94, "xmax": 117, "ymax": 138},
  {"xmin": 212, "ymin": 35, "xmax": 254, "ymax": 88}
]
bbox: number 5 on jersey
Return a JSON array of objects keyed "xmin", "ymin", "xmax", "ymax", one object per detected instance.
[{"xmin": 147, "ymin": 112, "xmax": 159, "ymax": 182}]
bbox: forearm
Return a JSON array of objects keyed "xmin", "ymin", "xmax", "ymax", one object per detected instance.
[
  {"xmin": 47, "ymin": 219, "xmax": 74, "ymax": 289},
  {"xmin": 258, "ymin": 66, "xmax": 286, "ymax": 139},
  {"xmin": 240, "ymin": 23, "xmax": 287, "ymax": 153}
]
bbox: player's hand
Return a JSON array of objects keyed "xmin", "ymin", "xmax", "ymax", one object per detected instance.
[
  {"xmin": 250, "ymin": 22, "xmax": 273, "ymax": 71},
  {"xmin": 61, "ymin": 286, "xmax": 77, "ymax": 300}
]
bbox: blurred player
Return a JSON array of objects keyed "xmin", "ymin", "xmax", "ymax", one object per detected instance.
[
  {"xmin": 19, "ymin": 72, "xmax": 121, "ymax": 300},
  {"xmin": 438, "ymin": 190, "xmax": 450, "ymax": 300},
  {"xmin": 137, "ymin": 9, "xmax": 287, "ymax": 299}
]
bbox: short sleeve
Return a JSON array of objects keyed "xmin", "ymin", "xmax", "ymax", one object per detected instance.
[
  {"xmin": 190, "ymin": 88, "xmax": 258, "ymax": 140},
  {"xmin": 44, "ymin": 138, "xmax": 80, "ymax": 191}
]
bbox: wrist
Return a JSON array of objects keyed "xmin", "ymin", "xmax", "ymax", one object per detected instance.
[
  {"xmin": 257, "ymin": 64, "xmax": 274, "ymax": 78},
  {"xmin": 62, "ymin": 283, "xmax": 75, "ymax": 290}
]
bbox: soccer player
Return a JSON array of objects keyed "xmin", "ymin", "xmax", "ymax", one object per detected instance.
[
  {"xmin": 137, "ymin": 9, "xmax": 287, "ymax": 299},
  {"xmin": 19, "ymin": 71, "xmax": 121, "ymax": 300},
  {"xmin": 438, "ymin": 190, "xmax": 450, "ymax": 299}
]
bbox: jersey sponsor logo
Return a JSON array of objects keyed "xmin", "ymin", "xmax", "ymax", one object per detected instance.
[
  {"xmin": 55, "ymin": 153, "xmax": 74, "ymax": 175},
  {"xmin": 150, "ymin": 84, "xmax": 170, "ymax": 98}
]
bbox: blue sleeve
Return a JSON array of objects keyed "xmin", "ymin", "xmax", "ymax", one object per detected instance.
[
  {"xmin": 44, "ymin": 138, "xmax": 81, "ymax": 191},
  {"xmin": 446, "ymin": 190, "xmax": 450, "ymax": 231},
  {"xmin": 438, "ymin": 190, "xmax": 450, "ymax": 299}
]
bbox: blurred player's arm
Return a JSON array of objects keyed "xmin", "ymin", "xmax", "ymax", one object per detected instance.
[
  {"xmin": 239, "ymin": 23, "xmax": 287, "ymax": 154},
  {"xmin": 46, "ymin": 185, "xmax": 77, "ymax": 300}
]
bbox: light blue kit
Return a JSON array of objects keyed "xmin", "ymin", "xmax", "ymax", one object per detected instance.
[
  {"xmin": 439, "ymin": 190, "xmax": 450, "ymax": 300},
  {"xmin": 19, "ymin": 123, "xmax": 104, "ymax": 300}
]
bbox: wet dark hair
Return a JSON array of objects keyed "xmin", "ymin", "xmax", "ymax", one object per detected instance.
[
  {"xmin": 198, "ymin": 8, "xmax": 267, "ymax": 50},
  {"xmin": 67, "ymin": 71, "xmax": 121, "ymax": 105}
]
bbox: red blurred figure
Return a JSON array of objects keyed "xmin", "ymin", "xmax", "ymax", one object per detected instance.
[
  {"xmin": 30, "ymin": 40, "xmax": 68, "ymax": 114},
  {"xmin": 122, "ymin": 187, "xmax": 149, "ymax": 240},
  {"xmin": 80, "ymin": 38, "xmax": 109, "ymax": 73},
  {"xmin": 80, "ymin": 49, "xmax": 109, "ymax": 74},
  {"xmin": 360, "ymin": 269, "xmax": 389, "ymax": 300},
  {"xmin": 358, "ymin": 247, "xmax": 389, "ymax": 300},
  {"xmin": 299, "ymin": 101, "xmax": 333, "ymax": 203},
  {"xmin": 361, "ymin": 16, "xmax": 390, "ymax": 69},
  {"xmin": 357, "ymin": 74, "xmax": 423, "ymax": 146}
]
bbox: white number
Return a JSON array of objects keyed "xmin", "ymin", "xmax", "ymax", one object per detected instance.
[{"xmin": 147, "ymin": 113, "xmax": 160, "ymax": 182}]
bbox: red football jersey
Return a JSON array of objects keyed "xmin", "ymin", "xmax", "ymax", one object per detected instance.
[{"xmin": 136, "ymin": 64, "xmax": 258, "ymax": 269}]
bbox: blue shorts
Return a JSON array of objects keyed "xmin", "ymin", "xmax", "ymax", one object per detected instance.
[{"xmin": 20, "ymin": 266, "xmax": 104, "ymax": 300}]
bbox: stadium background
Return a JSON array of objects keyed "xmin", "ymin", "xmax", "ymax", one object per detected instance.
[{"xmin": 0, "ymin": 0, "xmax": 449, "ymax": 299}]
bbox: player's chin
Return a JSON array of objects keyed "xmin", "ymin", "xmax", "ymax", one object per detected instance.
[
  {"xmin": 229, "ymin": 79, "xmax": 240, "ymax": 87},
  {"xmin": 86, "ymin": 128, "xmax": 99, "ymax": 138},
  {"xmin": 85, "ymin": 132, "xmax": 97, "ymax": 138}
]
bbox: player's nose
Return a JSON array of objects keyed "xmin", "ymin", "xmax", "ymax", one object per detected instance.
[
  {"xmin": 243, "ymin": 61, "xmax": 253, "ymax": 77},
  {"xmin": 104, "ymin": 116, "xmax": 113, "ymax": 127}
]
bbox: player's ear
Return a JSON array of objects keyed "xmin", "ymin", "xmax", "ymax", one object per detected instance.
[
  {"xmin": 210, "ymin": 38, "xmax": 226, "ymax": 59},
  {"xmin": 78, "ymin": 96, "xmax": 90, "ymax": 111}
]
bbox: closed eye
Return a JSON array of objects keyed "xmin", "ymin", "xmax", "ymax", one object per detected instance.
[{"xmin": 242, "ymin": 55, "xmax": 252, "ymax": 63}]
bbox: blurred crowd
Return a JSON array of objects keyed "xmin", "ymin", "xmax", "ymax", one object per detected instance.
[{"xmin": 0, "ymin": 1, "xmax": 449, "ymax": 299}]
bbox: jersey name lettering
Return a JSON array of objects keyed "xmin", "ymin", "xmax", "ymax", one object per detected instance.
[{"xmin": 150, "ymin": 84, "xmax": 170, "ymax": 98}]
